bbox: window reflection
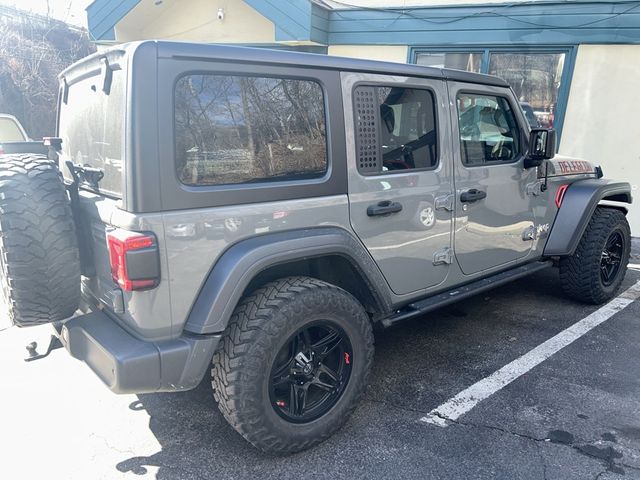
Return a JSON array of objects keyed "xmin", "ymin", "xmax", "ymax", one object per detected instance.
[
  {"xmin": 415, "ymin": 52, "xmax": 483, "ymax": 72},
  {"xmin": 174, "ymin": 75, "xmax": 327, "ymax": 186},
  {"xmin": 457, "ymin": 93, "xmax": 521, "ymax": 165},
  {"xmin": 489, "ymin": 53, "xmax": 565, "ymax": 129}
]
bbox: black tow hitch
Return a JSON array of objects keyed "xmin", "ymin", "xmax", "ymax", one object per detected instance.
[{"xmin": 24, "ymin": 335, "xmax": 63, "ymax": 362}]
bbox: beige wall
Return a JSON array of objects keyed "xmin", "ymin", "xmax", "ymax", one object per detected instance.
[
  {"xmin": 115, "ymin": 0, "xmax": 275, "ymax": 43},
  {"xmin": 560, "ymin": 45, "xmax": 640, "ymax": 235},
  {"xmin": 328, "ymin": 45, "xmax": 408, "ymax": 63}
]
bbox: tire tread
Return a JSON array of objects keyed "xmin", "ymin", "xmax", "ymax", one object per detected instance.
[
  {"xmin": 559, "ymin": 207, "xmax": 630, "ymax": 304},
  {"xmin": 211, "ymin": 276, "xmax": 374, "ymax": 454},
  {"xmin": 0, "ymin": 154, "xmax": 80, "ymax": 326}
]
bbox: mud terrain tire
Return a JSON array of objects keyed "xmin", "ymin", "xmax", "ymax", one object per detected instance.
[
  {"xmin": 0, "ymin": 154, "xmax": 80, "ymax": 326},
  {"xmin": 559, "ymin": 207, "xmax": 631, "ymax": 304},
  {"xmin": 211, "ymin": 276, "xmax": 374, "ymax": 455}
]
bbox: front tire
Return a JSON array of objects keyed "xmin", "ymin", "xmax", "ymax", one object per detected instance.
[
  {"xmin": 559, "ymin": 207, "xmax": 631, "ymax": 304},
  {"xmin": 211, "ymin": 276, "xmax": 374, "ymax": 454}
]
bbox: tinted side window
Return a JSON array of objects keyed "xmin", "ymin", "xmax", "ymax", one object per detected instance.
[
  {"xmin": 457, "ymin": 93, "xmax": 521, "ymax": 166},
  {"xmin": 354, "ymin": 85, "xmax": 437, "ymax": 175},
  {"xmin": 175, "ymin": 75, "xmax": 327, "ymax": 186}
]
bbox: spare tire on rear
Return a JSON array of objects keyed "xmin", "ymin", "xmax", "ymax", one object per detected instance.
[{"xmin": 0, "ymin": 154, "xmax": 80, "ymax": 327}]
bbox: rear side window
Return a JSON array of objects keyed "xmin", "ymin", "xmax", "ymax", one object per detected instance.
[
  {"xmin": 354, "ymin": 85, "xmax": 438, "ymax": 175},
  {"xmin": 58, "ymin": 69, "xmax": 125, "ymax": 197},
  {"xmin": 457, "ymin": 93, "xmax": 521, "ymax": 166},
  {"xmin": 174, "ymin": 74, "xmax": 327, "ymax": 186}
]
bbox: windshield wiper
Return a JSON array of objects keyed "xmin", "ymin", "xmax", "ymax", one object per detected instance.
[{"xmin": 65, "ymin": 161, "xmax": 104, "ymax": 191}]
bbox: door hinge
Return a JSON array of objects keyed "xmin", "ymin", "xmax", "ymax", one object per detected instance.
[
  {"xmin": 522, "ymin": 226, "xmax": 535, "ymax": 241},
  {"xmin": 435, "ymin": 193, "xmax": 454, "ymax": 211},
  {"xmin": 433, "ymin": 247, "xmax": 453, "ymax": 265}
]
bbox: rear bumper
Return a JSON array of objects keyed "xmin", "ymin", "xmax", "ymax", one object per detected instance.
[{"xmin": 59, "ymin": 311, "xmax": 220, "ymax": 394}]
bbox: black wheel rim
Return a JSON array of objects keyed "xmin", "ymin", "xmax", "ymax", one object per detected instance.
[
  {"xmin": 269, "ymin": 321, "xmax": 353, "ymax": 424},
  {"xmin": 600, "ymin": 230, "xmax": 624, "ymax": 286}
]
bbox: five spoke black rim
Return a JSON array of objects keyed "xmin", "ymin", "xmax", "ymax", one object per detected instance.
[
  {"xmin": 269, "ymin": 321, "xmax": 352, "ymax": 423},
  {"xmin": 600, "ymin": 231, "xmax": 624, "ymax": 286}
]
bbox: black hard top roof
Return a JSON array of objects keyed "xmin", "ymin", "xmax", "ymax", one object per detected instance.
[
  {"xmin": 155, "ymin": 41, "xmax": 509, "ymax": 88},
  {"xmin": 61, "ymin": 40, "xmax": 510, "ymax": 88}
]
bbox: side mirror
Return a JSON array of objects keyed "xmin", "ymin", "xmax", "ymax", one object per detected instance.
[{"xmin": 524, "ymin": 128, "xmax": 556, "ymax": 168}]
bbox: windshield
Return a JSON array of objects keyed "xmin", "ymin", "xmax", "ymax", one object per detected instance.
[
  {"xmin": 0, "ymin": 117, "xmax": 27, "ymax": 142},
  {"xmin": 58, "ymin": 67, "xmax": 125, "ymax": 197}
]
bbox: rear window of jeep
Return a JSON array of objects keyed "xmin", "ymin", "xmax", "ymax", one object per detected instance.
[{"xmin": 174, "ymin": 74, "xmax": 327, "ymax": 187}]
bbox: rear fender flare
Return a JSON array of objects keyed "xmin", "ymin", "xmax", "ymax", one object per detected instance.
[
  {"xmin": 543, "ymin": 179, "xmax": 632, "ymax": 256},
  {"xmin": 183, "ymin": 227, "xmax": 393, "ymax": 335}
]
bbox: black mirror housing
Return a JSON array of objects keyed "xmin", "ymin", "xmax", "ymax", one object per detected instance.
[{"xmin": 525, "ymin": 128, "xmax": 556, "ymax": 168}]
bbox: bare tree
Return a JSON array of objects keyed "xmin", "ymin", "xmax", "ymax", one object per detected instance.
[{"xmin": 0, "ymin": 5, "xmax": 94, "ymax": 139}]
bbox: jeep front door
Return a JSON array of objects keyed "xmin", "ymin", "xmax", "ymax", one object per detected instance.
[
  {"xmin": 342, "ymin": 73, "xmax": 454, "ymax": 296},
  {"xmin": 449, "ymin": 83, "xmax": 536, "ymax": 275}
]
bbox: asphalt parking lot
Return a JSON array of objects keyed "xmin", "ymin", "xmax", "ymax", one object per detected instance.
[{"xmin": 1, "ymin": 259, "xmax": 640, "ymax": 480}]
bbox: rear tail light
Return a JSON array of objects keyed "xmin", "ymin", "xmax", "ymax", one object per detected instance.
[
  {"xmin": 555, "ymin": 184, "xmax": 569, "ymax": 209},
  {"xmin": 107, "ymin": 229, "xmax": 160, "ymax": 291}
]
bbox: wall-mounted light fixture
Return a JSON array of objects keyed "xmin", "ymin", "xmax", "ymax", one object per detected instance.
[{"xmin": 217, "ymin": 8, "xmax": 225, "ymax": 21}]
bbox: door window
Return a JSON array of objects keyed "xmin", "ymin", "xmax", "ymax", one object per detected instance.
[
  {"xmin": 354, "ymin": 85, "xmax": 437, "ymax": 174},
  {"xmin": 456, "ymin": 93, "xmax": 522, "ymax": 166}
]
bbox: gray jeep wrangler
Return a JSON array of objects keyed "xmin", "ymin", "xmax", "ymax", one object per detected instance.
[{"xmin": 0, "ymin": 42, "xmax": 632, "ymax": 454}]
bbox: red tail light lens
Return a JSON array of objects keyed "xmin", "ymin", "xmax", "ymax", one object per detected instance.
[
  {"xmin": 555, "ymin": 184, "xmax": 569, "ymax": 209},
  {"xmin": 107, "ymin": 229, "xmax": 159, "ymax": 291}
]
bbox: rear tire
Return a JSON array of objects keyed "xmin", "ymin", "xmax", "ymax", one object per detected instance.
[
  {"xmin": 559, "ymin": 207, "xmax": 630, "ymax": 304},
  {"xmin": 0, "ymin": 154, "xmax": 80, "ymax": 326},
  {"xmin": 211, "ymin": 276, "xmax": 374, "ymax": 454}
]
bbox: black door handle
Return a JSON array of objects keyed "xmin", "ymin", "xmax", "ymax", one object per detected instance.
[
  {"xmin": 460, "ymin": 189, "xmax": 487, "ymax": 203},
  {"xmin": 367, "ymin": 200, "xmax": 403, "ymax": 217}
]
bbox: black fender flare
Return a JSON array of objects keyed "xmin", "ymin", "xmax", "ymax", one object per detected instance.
[
  {"xmin": 183, "ymin": 227, "xmax": 393, "ymax": 335},
  {"xmin": 543, "ymin": 179, "xmax": 632, "ymax": 256}
]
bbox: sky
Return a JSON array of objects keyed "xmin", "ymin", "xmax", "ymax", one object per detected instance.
[{"xmin": 0, "ymin": 0, "xmax": 91, "ymax": 26}]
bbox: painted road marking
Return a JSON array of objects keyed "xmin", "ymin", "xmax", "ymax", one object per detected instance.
[{"xmin": 420, "ymin": 281, "xmax": 640, "ymax": 427}]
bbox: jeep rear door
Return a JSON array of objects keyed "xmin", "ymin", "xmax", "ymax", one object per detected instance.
[
  {"xmin": 342, "ymin": 72, "xmax": 454, "ymax": 296},
  {"xmin": 448, "ymin": 82, "xmax": 536, "ymax": 275}
]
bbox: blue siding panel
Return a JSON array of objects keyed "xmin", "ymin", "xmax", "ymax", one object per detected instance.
[
  {"xmin": 330, "ymin": 28, "xmax": 640, "ymax": 46},
  {"xmin": 311, "ymin": 3, "xmax": 329, "ymax": 44},
  {"xmin": 87, "ymin": 0, "xmax": 141, "ymax": 41},
  {"xmin": 244, "ymin": 0, "xmax": 313, "ymax": 41},
  {"xmin": 326, "ymin": 1, "xmax": 640, "ymax": 45}
]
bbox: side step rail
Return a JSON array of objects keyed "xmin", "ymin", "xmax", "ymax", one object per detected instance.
[{"xmin": 381, "ymin": 260, "xmax": 553, "ymax": 328}]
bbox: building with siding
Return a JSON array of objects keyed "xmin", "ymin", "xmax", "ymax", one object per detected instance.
[{"xmin": 86, "ymin": 0, "xmax": 640, "ymax": 233}]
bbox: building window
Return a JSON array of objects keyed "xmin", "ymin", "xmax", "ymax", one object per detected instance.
[
  {"xmin": 457, "ymin": 93, "xmax": 521, "ymax": 166},
  {"xmin": 488, "ymin": 52, "xmax": 565, "ymax": 129},
  {"xmin": 415, "ymin": 52, "xmax": 482, "ymax": 73},
  {"xmin": 354, "ymin": 85, "xmax": 438, "ymax": 174},
  {"xmin": 411, "ymin": 47, "xmax": 573, "ymax": 137},
  {"xmin": 174, "ymin": 74, "xmax": 327, "ymax": 186}
]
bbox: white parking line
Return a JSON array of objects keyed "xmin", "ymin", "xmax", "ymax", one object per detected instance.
[{"xmin": 420, "ymin": 281, "xmax": 640, "ymax": 427}]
